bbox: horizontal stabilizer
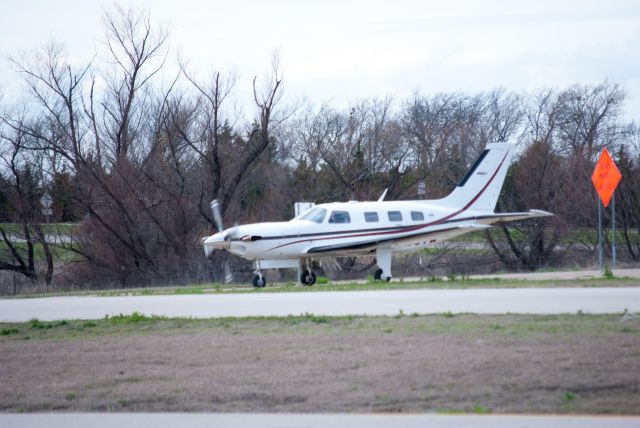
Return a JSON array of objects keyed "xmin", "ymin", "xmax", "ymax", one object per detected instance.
[
  {"xmin": 529, "ymin": 209, "xmax": 554, "ymax": 217},
  {"xmin": 480, "ymin": 209, "xmax": 553, "ymax": 224}
]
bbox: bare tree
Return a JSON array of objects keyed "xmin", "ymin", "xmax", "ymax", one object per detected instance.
[
  {"xmin": 555, "ymin": 82, "xmax": 625, "ymax": 160},
  {"xmin": 176, "ymin": 61, "xmax": 237, "ymax": 226},
  {"xmin": 220, "ymin": 53, "xmax": 285, "ymax": 210},
  {"xmin": 8, "ymin": 41, "xmax": 92, "ymax": 167},
  {"xmin": 290, "ymin": 97, "xmax": 408, "ymax": 202},
  {"xmin": 484, "ymin": 84, "xmax": 627, "ymax": 269},
  {"xmin": 615, "ymin": 128, "xmax": 640, "ymax": 261},
  {"xmin": 101, "ymin": 4, "xmax": 168, "ymax": 161},
  {"xmin": 0, "ymin": 124, "xmax": 53, "ymax": 284},
  {"xmin": 173, "ymin": 53, "xmax": 286, "ymax": 227},
  {"xmin": 486, "ymin": 140, "xmax": 569, "ymax": 270},
  {"xmin": 400, "ymin": 90, "xmax": 524, "ymax": 199}
]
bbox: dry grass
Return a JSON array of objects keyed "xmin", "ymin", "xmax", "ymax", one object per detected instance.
[{"xmin": 0, "ymin": 314, "xmax": 639, "ymax": 413}]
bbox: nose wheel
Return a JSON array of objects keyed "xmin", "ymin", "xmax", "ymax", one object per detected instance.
[
  {"xmin": 300, "ymin": 270, "xmax": 317, "ymax": 286},
  {"xmin": 252, "ymin": 273, "xmax": 266, "ymax": 288},
  {"xmin": 374, "ymin": 268, "xmax": 391, "ymax": 282}
]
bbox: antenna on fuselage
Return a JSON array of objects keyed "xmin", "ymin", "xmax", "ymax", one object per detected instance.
[
  {"xmin": 349, "ymin": 183, "xmax": 356, "ymax": 202},
  {"xmin": 377, "ymin": 188, "xmax": 388, "ymax": 202}
]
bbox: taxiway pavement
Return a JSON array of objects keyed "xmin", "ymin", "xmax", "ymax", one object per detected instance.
[{"xmin": 1, "ymin": 287, "xmax": 639, "ymax": 322}]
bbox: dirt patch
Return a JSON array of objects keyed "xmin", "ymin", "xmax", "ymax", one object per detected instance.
[{"xmin": 0, "ymin": 314, "xmax": 639, "ymax": 413}]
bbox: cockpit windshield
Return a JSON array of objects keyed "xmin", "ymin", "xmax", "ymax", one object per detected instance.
[{"xmin": 299, "ymin": 207, "xmax": 327, "ymax": 223}]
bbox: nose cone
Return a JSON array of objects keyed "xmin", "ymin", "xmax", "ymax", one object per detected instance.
[{"xmin": 203, "ymin": 231, "xmax": 229, "ymax": 257}]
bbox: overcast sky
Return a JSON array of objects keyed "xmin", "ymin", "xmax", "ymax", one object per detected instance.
[{"xmin": 1, "ymin": 0, "xmax": 639, "ymax": 120}]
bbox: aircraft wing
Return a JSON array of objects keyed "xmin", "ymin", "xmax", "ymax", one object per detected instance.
[{"xmin": 305, "ymin": 225, "xmax": 487, "ymax": 255}]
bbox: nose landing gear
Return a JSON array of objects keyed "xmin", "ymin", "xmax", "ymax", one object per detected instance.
[
  {"xmin": 252, "ymin": 272, "xmax": 266, "ymax": 288},
  {"xmin": 374, "ymin": 248, "xmax": 392, "ymax": 282},
  {"xmin": 374, "ymin": 268, "xmax": 391, "ymax": 282}
]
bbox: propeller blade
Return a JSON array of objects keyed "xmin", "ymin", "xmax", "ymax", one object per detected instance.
[
  {"xmin": 224, "ymin": 260, "xmax": 233, "ymax": 284},
  {"xmin": 210, "ymin": 199, "xmax": 224, "ymax": 232}
]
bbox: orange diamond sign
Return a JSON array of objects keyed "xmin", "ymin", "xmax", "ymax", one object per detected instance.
[{"xmin": 591, "ymin": 148, "xmax": 621, "ymax": 208}]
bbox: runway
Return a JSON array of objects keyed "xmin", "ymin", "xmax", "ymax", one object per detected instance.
[
  {"xmin": 1, "ymin": 413, "xmax": 638, "ymax": 428},
  {"xmin": 1, "ymin": 287, "xmax": 639, "ymax": 322}
]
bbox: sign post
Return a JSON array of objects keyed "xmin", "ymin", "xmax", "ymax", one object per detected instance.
[
  {"xmin": 40, "ymin": 192, "xmax": 53, "ymax": 224},
  {"xmin": 590, "ymin": 148, "xmax": 621, "ymax": 272},
  {"xmin": 417, "ymin": 180, "xmax": 426, "ymax": 199},
  {"xmin": 612, "ymin": 193, "xmax": 616, "ymax": 268},
  {"xmin": 597, "ymin": 195, "xmax": 603, "ymax": 270}
]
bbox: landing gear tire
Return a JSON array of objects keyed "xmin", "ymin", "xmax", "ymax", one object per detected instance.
[
  {"xmin": 252, "ymin": 274, "xmax": 266, "ymax": 288},
  {"xmin": 300, "ymin": 270, "xmax": 317, "ymax": 286},
  {"xmin": 374, "ymin": 268, "xmax": 391, "ymax": 282}
]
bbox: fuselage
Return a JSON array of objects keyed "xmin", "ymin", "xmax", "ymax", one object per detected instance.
[{"xmin": 204, "ymin": 199, "xmax": 495, "ymax": 260}]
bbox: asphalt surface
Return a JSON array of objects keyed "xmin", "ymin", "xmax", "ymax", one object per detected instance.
[
  {"xmin": 1, "ymin": 287, "xmax": 639, "ymax": 322},
  {"xmin": 1, "ymin": 413, "xmax": 639, "ymax": 428}
]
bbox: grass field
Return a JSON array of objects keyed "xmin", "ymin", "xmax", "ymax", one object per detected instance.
[
  {"xmin": 0, "ymin": 312, "xmax": 638, "ymax": 341},
  {"xmin": 1, "ymin": 313, "xmax": 638, "ymax": 413},
  {"xmin": 0, "ymin": 241, "xmax": 79, "ymax": 263},
  {"xmin": 0, "ymin": 223, "xmax": 77, "ymax": 235}
]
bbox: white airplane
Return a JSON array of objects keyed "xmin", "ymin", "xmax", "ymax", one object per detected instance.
[{"xmin": 203, "ymin": 143, "xmax": 551, "ymax": 287}]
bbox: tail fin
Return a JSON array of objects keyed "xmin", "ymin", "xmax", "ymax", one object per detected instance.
[{"xmin": 438, "ymin": 143, "xmax": 514, "ymax": 212}]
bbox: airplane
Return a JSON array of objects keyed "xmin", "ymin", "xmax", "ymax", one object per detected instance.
[{"xmin": 203, "ymin": 142, "xmax": 552, "ymax": 287}]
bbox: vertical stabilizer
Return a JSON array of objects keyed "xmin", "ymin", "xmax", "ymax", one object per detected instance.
[{"xmin": 438, "ymin": 143, "xmax": 514, "ymax": 212}]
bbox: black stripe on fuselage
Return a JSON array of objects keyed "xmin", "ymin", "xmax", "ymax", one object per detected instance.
[{"xmin": 306, "ymin": 226, "xmax": 461, "ymax": 254}]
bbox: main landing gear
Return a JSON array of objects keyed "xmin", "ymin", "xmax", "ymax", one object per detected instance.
[
  {"xmin": 251, "ymin": 270, "xmax": 316, "ymax": 288},
  {"xmin": 299, "ymin": 259, "xmax": 317, "ymax": 286},
  {"xmin": 300, "ymin": 269, "xmax": 317, "ymax": 286},
  {"xmin": 250, "ymin": 259, "xmax": 318, "ymax": 288},
  {"xmin": 252, "ymin": 272, "xmax": 266, "ymax": 288}
]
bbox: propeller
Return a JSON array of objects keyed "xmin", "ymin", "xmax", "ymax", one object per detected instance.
[
  {"xmin": 209, "ymin": 199, "xmax": 234, "ymax": 284},
  {"xmin": 210, "ymin": 199, "xmax": 224, "ymax": 233}
]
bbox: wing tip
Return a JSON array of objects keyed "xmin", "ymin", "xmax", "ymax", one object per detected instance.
[{"xmin": 529, "ymin": 209, "xmax": 554, "ymax": 217}]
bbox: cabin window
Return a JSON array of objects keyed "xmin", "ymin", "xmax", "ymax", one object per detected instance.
[
  {"xmin": 328, "ymin": 210, "xmax": 351, "ymax": 224},
  {"xmin": 387, "ymin": 211, "xmax": 403, "ymax": 222},
  {"xmin": 364, "ymin": 212, "xmax": 379, "ymax": 222},
  {"xmin": 300, "ymin": 207, "xmax": 327, "ymax": 224},
  {"xmin": 411, "ymin": 211, "xmax": 424, "ymax": 221}
]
